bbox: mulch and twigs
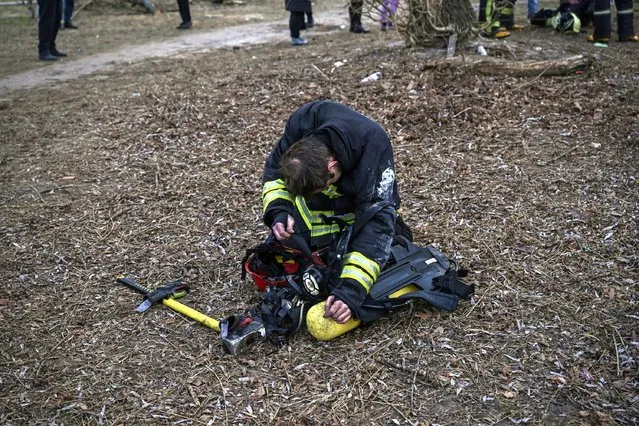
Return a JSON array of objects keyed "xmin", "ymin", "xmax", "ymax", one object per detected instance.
[{"xmin": 0, "ymin": 7, "xmax": 637, "ymax": 425}]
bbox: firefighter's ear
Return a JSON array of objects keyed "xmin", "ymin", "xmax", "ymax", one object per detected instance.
[
  {"xmin": 327, "ymin": 158, "xmax": 342, "ymax": 184},
  {"xmin": 327, "ymin": 157, "xmax": 338, "ymax": 171},
  {"xmin": 327, "ymin": 157, "xmax": 341, "ymax": 174}
]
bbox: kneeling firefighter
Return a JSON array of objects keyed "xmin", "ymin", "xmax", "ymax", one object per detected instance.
[
  {"xmin": 530, "ymin": 0, "xmax": 595, "ymax": 34},
  {"xmin": 239, "ymin": 100, "xmax": 473, "ymax": 346}
]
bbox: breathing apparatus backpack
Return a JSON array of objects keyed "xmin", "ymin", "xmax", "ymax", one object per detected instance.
[
  {"xmin": 241, "ymin": 219, "xmax": 346, "ymax": 345},
  {"xmin": 242, "ymin": 205, "xmax": 474, "ymax": 344}
]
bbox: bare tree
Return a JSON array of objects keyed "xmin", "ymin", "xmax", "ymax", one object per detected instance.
[{"xmin": 363, "ymin": 0, "xmax": 478, "ymax": 48}]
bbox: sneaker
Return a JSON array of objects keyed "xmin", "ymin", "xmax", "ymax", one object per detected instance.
[
  {"xmin": 306, "ymin": 19, "xmax": 314, "ymax": 28},
  {"xmin": 291, "ymin": 37, "xmax": 309, "ymax": 46},
  {"xmin": 619, "ymin": 34, "xmax": 639, "ymax": 42},
  {"xmin": 587, "ymin": 34, "xmax": 609, "ymax": 44},
  {"xmin": 63, "ymin": 22, "xmax": 78, "ymax": 29},
  {"xmin": 177, "ymin": 21, "xmax": 192, "ymax": 30}
]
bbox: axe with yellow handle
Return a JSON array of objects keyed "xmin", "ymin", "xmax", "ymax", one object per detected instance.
[
  {"xmin": 116, "ymin": 276, "xmax": 265, "ymax": 354},
  {"xmin": 116, "ymin": 276, "xmax": 221, "ymax": 331}
]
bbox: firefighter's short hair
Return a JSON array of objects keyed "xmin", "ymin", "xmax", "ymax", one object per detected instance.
[{"xmin": 280, "ymin": 135, "xmax": 332, "ymax": 198}]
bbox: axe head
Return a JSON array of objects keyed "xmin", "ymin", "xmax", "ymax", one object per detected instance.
[{"xmin": 220, "ymin": 316, "xmax": 266, "ymax": 355}]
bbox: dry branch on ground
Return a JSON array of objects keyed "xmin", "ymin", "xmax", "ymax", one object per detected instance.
[{"xmin": 422, "ymin": 53, "xmax": 593, "ymax": 76}]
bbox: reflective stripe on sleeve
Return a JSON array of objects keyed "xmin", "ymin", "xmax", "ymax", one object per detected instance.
[
  {"xmin": 262, "ymin": 179, "xmax": 293, "ymax": 212},
  {"xmin": 340, "ymin": 251, "xmax": 381, "ymax": 292}
]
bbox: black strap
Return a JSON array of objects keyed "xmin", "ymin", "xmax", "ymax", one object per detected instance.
[
  {"xmin": 257, "ymin": 287, "xmax": 306, "ymax": 345},
  {"xmin": 433, "ymin": 270, "xmax": 474, "ymax": 299},
  {"xmin": 393, "ymin": 289, "xmax": 459, "ymax": 312},
  {"xmin": 145, "ymin": 281, "xmax": 188, "ymax": 304}
]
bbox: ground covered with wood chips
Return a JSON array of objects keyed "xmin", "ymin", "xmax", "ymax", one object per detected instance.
[{"xmin": 0, "ymin": 5, "xmax": 638, "ymax": 425}]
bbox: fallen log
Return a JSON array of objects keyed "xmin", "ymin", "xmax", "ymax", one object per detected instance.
[{"xmin": 422, "ymin": 54, "xmax": 592, "ymax": 77}]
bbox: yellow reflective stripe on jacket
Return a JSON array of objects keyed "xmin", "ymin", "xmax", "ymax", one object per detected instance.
[
  {"xmin": 263, "ymin": 179, "xmax": 288, "ymax": 193},
  {"xmin": 321, "ymin": 185, "xmax": 342, "ymax": 199},
  {"xmin": 311, "ymin": 223, "xmax": 340, "ymax": 237},
  {"xmin": 262, "ymin": 179, "xmax": 293, "ymax": 212},
  {"xmin": 341, "ymin": 266, "xmax": 375, "ymax": 291},
  {"xmin": 618, "ymin": 9, "xmax": 633, "ymax": 15},
  {"xmin": 295, "ymin": 195, "xmax": 313, "ymax": 229},
  {"xmin": 593, "ymin": 9, "xmax": 610, "ymax": 15},
  {"xmin": 295, "ymin": 196, "xmax": 356, "ymax": 235},
  {"xmin": 309, "ymin": 211, "xmax": 355, "ymax": 238},
  {"xmin": 340, "ymin": 251, "xmax": 381, "ymax": 292},
  {"xmin": 345, "ymin": 251, "xmax": 381, "ymax": 278}
]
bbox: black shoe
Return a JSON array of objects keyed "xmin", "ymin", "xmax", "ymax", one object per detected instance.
[
  {"xmin": 50, "ymin": 48, "xmax": 67, "ymax": 57},
  {"xmin": 307, "ymin": 19, "xmax": 314, "ymax": 28},
  {"xmin": 350, "ymin": 24, "xmax": 370, "ymax": 34},
  {"xmin": 63, "ymin": 22, "xmax": 79, "ymax": 29},
  {"xmin": 39, "ymin": 51, "xmax": 58, "ymax": 61},
  {"xmin": 177, "ymin": 21, "xmax": 192, "ymax": 30}
]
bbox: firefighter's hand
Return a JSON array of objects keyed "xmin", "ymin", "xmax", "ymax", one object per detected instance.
[
  {"xmin": 324, "ymin": 295, "xmax": 352, "ymax": 324},
  {"xmin": 272, "ymin": 215, "xmax": 295, "ymax": 241}
]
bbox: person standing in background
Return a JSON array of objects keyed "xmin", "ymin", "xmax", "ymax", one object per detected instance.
[
  {"xmin": 587, "ymin": 0, "xmax": 638, "ymax": 44},
  {"xmin": 38, "ymin": 0, "xmax": 67, "ymax": 60},
  {"xmin": 527, "ymin": 0, "xmax": 538, "ymax": 19},
  {"xmin": 177, "ymin": 0, "xmax": 192, "ymax": 29},
  {"xmin": 478, "ymin": 0, "xmax": 523, "ymax": 38},
  {"xmin": 306, "ymin": 5, "xmax": 314, "ymax": 28},
  {"xmin": 286, "ymin": 0, "xmax": 312, "ymax": 45},
  {"xmin": 62, "ymin": 0, "xmax": 78, "ymax": 29},
  {"xmin": 349, "ymin": 0, "xmax": 370, "ymax": 33},
  {"xmin": 380, "ymin": 0, "xmax": 398, "ymax": 31}
]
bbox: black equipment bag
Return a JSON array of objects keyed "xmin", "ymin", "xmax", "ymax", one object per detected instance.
[{"xmin": 356, "ymin": 235, "xmax": 474, "ymax": 323}]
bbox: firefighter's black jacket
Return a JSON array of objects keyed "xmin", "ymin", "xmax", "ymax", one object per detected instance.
[{"xmin": 262, "ymin": 100, "xmax": 401, "ymax": 317}]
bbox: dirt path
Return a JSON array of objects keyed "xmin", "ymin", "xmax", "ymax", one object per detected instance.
[{"xmin": 0, "ymin": 10, "xmax": 346, "ymax": 96}]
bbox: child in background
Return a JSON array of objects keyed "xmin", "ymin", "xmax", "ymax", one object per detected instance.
[
  {"xmin": 380, "ymin": 0, "xmax": 399, "ymax": 31},
  {"xmin": 286, "ymin": 0, "xmax": 312, "ymax": 45}
]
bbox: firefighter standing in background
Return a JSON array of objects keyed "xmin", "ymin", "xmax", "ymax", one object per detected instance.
[
  {"xmin": 478, "ymin": 0, "xmax": 525, "ymax": 38},
  {"xmin": 588, "ymin": 0, "xmax": 638, "ymax": 44}
]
